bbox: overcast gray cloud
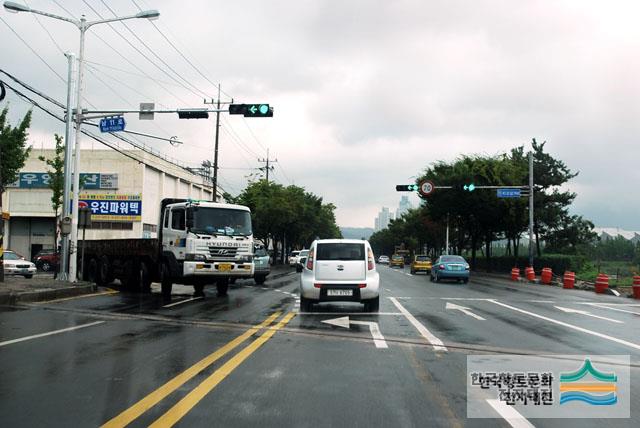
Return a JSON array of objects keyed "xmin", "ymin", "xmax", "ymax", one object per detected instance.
[{"xmin": 2, "ymin": 0, "xmax": 639, "ymax": 229}]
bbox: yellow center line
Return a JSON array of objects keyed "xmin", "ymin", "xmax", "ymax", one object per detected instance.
[
  {"xmin": 36, "ymin": 289, "xmax": 120, "ymax": 304},
  {"xmin": 101, "ymin": 312, "xmax": 281, "ymax": 428},
  {"xmin": 149, "ymin": 311, "xmax": 297, "ymax": 428}
]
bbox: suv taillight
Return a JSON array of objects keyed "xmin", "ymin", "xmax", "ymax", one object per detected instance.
[
  {"xmin": 367, "ymin": 248, "xmax": 374, "ymax": 270},
  {"xmin": 439, "ymin": 264, "xmax": 445, "ymax": 270},
  {"xmin": 306, "ymin": 248, "xmax": 314, "ymax": 270}
]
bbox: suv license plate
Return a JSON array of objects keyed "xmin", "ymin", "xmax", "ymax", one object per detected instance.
[
  {"xmin": 327, "ymin": 289, "xmax": 353, "ymax": 297},
  {"xmin": 218, "ymin": 263, "xmax": 232, "ymax": 272}
]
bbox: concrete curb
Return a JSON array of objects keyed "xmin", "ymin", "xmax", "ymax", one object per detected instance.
[{"xmin": 0, "ymin": 283, "xmax": 97, "ymax": 305}]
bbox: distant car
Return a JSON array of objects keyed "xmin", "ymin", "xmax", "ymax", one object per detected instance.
[
  {"xmin": 377, "ymin": 255, "xmax": 389, "ymax": 264},
  {"xmin": 3, "ymin": 250, "xmax": 37, "ymax": 278},
  {"xmin": 390, "ymin": 254, "xmax": 405, "ymax": 268},
  {"xmin": 288, "ymin": 251, "xmax": 301, "ymax": 266},
  {"xmin": 295, "ymin": 250, "xmax": 310, "ymax": 272},
  {"xmin": 33, "ymin": 249, "xmax": 59, "ymax": 272},
  {"xmin": 253, "ymin": 246, "xmax": 271, "ymax": 285},
  {"xmin": 297, "ymin": 256, "xmax": 307, "ymax": 272},
  {"xmin": 430, "ymin": 255, "xmax": 470, "ymax": 283},
  {"xmin": 410, "ymin": 255, "xmax": 432, "ymax": 274},
  {"xmin": 299, "ymin": 239, "xmax": 380, "ymax": 312}
]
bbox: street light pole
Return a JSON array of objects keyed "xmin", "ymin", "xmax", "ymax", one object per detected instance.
[
  {"xmin": 3, "ymin": 1, "xmax": 160, "ymax": 282},
  {"xmin": 59, "ymin": 52, "xmax": 76, "ymax": 281},
  {"xmin": 528, "ymin": 151, "xmax": 534, "ymax": 268}
]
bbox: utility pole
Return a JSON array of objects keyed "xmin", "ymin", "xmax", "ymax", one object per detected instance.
[
  {"xmin": 445, "ymin": 213, "xmax": 449, "ymax": 256},
  {"xmin": 258, "ymin": 148, "xmax": 277, "ymax": 182},
  {"xmin": 528, "ymin": 151, "xmax": 534, "ymax": 268},
  {"xmin": 212, "ymin": 85, "xmax": 221, "ymax": 202}
]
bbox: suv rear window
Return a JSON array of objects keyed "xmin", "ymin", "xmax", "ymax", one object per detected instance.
[
  {"xmin": 416, "ymin": 256, "xmax": 429, "ymax": 261},
  {"xmin": 316, "ymin": 243, "xmax": 365, "ymax": 261}
]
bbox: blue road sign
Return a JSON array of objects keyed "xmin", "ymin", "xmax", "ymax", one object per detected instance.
[
  {"xmin": 100, "ymin": 116, "xmax": 126, "ymax": 133},
  {"xmin": 497, "ymin": 188, "xmax": 521, "ymax": 198}
]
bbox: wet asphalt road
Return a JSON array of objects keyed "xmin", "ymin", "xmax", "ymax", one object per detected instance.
[{"xmin": 1, "ymin": 266, "xmax": 639, "ymax": 427}]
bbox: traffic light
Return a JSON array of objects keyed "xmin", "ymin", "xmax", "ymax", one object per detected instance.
[
  {"xmin": 462, "ymin": 183, "xmax": 476, "ymax": 192},
  {"xmin": 177, "ymin": 109, "xmax": 209, "ymax": 119},
  {"xmin": 229, "ymin": 104, "xmax": 273, "ymax": 117},
  {"xmin": 396, "ymin": 184, "xmax": 419, "ymax": 192}
]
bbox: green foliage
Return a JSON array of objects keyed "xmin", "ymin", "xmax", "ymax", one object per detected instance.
[
  {"xmin": 229, "ymin": 181, "xmax": 341, "ymax": 259},
  {"xmin": 586, "ymin": 236, "xmax": 636, "ymax": 261},
  {"xmin": 0, "ymin": 107, "xmax": 32, "ymax": 192},
  {"xmin": 38, "ymin": 134, "xmax": 65, "ymax": 215}
]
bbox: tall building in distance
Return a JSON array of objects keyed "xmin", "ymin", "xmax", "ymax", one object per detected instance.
[
  {"xmin": 396, "ymin": 196, "xmax": 413, "ymax": 219},
  {"xmin": 374, "ymin": 207, "xmax": 392, "ymax": 232}
]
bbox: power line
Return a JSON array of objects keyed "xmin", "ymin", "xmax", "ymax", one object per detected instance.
[
  {"xmin": 0, "ymin": 16, "xmax": 66, "ymax": 84},
  {"xmin": 242, "ymin": 117, "xmax": 267, "ymax": 153}
]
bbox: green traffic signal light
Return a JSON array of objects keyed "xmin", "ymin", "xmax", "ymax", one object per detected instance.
[
  {"xmin": 463, "ymin": 183, "xmax": 476, "ymax": 192},
  {"xmin": 259, "ymin": 104, "xmax": 269, "ymax": 114}
]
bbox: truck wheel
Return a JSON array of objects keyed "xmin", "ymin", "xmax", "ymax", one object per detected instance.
[
  {"xmin": 161, "ymin": 263, "xmax": 172, "ymax": 298},
  {"xmin": 216, "ymin": 278, "xmax": 229, "ymax": 297},
  {"xmin": 193, "ymin": 283, "xmax": 205, "ymax": 296},
  {"xmin": 254, "ymin": 275, "xmax": 266, "ymax": 285},
  {"xmin": 139, "ymin": 261, "xmax": 152, "ymax": 293}
]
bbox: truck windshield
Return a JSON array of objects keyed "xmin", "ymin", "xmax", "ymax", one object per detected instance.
[{"xmin": 191, "ymin": 208, "xmax": 252, "ymax": 236}]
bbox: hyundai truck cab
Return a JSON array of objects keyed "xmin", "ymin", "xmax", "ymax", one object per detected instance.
[
  {"xmin": 299, "ymin": 239, "xmax": 380, "ymax": 312},
  {"xmin": 160, "ymin": 199, "xmax": 254, "ymax": 296}
]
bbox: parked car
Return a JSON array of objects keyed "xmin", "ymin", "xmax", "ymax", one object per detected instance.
[
  {"xmin": 377, "ymin": 255, "xmax": 390, "ymax": 264},
  {"xmin": 410, "ymin": 255, "xmax": 432, "ymax": 274},
  {"xmin": 295, "ymin": 249, "xmax": 309, "ymax": 272},
  {"xmin": 253, "ymin": 246, "xmax": 271, "ymax": 285},
  {"xmin": 390, "ymin": 254, "xmax": 405, "ymax": 268},
  {"xmin": 288, "ymin": 251, "xmax": 301, "ymax": 266},
  {"xmin": 3, "ymin": 250, "xmax": 37, "ymax": 278},
  {"xmin": 430, "ymin": 255, "xmax": 470, "ymax": 283},
  {"xmin": 33, "ymin": 249, "xmax": 60, "ymax": 272},
  {"xmin": 299, "ymin": 239, "xmax": 380, "ymax": 312}
]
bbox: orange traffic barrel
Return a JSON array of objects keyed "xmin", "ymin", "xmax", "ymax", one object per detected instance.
[
  {"xmin": 525, "ymin": 267, "xmax": 535, "ymax": 281},
  {"xmin": 511, "ymin": 267, "xmax": 520, "ymax": 281},
  {"xmin": 563, "ymin": 271, "xmax": 575, "ymax": 289},
  {"xmin": 594, "ymin": 273, "xmax": 609, "ymax": 294},
  {"xmin": 541, "ymin": 267, "xmax": 553, "ymax": 285},
  {"xmin": 632, "ymin": 275, "xmax": 640, "ymax": 299}
]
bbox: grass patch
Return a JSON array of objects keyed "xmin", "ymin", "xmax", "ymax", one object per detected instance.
[{"xmin": 577, "ymin": 260, "xmax": 639, "ymax": 286}]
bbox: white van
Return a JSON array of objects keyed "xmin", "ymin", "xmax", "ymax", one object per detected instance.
[{"xmin": 299, "ymin": 239, "xmax": 380, "ymax": 312}]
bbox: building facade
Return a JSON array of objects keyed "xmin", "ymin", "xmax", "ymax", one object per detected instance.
[
  {"xmin": 396, "ymin": 195, "xmax": 413, "ymax": 219},
  {"xmin": 1, "ymin": 148, "xmax": 213, "ymax": 260},
  {"xmin": 374, "ymin": 207, "xmax": 392, "ymax": 232}
]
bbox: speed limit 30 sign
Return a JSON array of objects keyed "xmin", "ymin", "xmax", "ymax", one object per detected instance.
[{"xmin": 419, "ymin": 180, "xmax": 435, "ymax": 197}]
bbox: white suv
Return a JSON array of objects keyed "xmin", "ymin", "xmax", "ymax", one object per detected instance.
[{"xmin": 299, "ymin": 239, "xmax": 380, "ymax": 312}]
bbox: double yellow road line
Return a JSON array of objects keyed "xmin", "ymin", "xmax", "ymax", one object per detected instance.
[{"xmin": 102, "ymin": 311, "xmax": 296, "ymax": 428}]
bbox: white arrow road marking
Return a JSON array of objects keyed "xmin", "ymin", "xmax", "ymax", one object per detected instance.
[
  {"xmin": 321, "ymin": 316, "xmax": 388, "ymax": 348},
  {"xmin": 486, "ymin": 399, "xmax": 535, "ymax": 428},
  {"xmin": 554, "ymin": 306, "xmax": 624, "ymax": 323},
  {"xmin": 445, "ymin": 302, "xmax": 486, "ymax": 320},
  {"xmin": 580, "ymin": 303, "xmax": 640, "ymax": 316},
  {"xmin": 389, "ymin": 297, "xmax": 447, "ymax": 351},
  {"xmin": 488, "ymin": 300, "xmax": 640, "ymax": 351},
  {"xmin": 162, "ymin": 296, "xmax": 203, "ymax": 308}
]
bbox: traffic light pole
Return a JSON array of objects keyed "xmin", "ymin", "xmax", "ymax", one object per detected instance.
[
  {"xmin": 528, "ymin": 151, "xmax": 534, "ymax": 268},
  {"xmin": 212, "ymin": 85, "xmax": 221, "ymax": 202}
]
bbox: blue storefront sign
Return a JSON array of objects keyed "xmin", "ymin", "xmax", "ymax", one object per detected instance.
[
  {"xmin": 8, "ymin": 172, "xmax": 118, "ymax": 189},
  {"xmin": 74, "ymin": 194, "xmax": 142, "ymax": 221}
]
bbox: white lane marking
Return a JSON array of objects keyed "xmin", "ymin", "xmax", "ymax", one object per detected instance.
[
  {"xmin": 0, "ymin": 321, "xmax": 105, "ymax": 347},
  {"xmin": 581, "ymin": 303, "xmax": 640, "ymax": 316},
  {"xmin": 554, "ymin": 306, "xmax": 624, "ymax": 324},
  {"xmin": 162, "ymin": 296, "xmax": 204, "ymax": 308},
  {"xmin": 300, "ymin": 312, "xmax": 402, "ymax": 316},
  {"xmin": 321, "ymin": 316, "xmax": 388, "ymax": 348},
  {"xmin": 445, "ymin": 302, "xmax": 486, "ymax": 320},
  {"xmin": 384, "ymin": 288, "xmax": 391, "ymax": 292},
  {"xmin": 488, "ymin": 300, "xmax": 640, "ymax": 351},
  {"xmin": 389, "ymin": 297, "xmax": 447, "ymax": 351},
  {"xmin": 486, "ymin": 399, "xmax": 535, "ymax": 428},
  {"xmin": 528, "ymin": 300, "xmax": 555, "ymax": 303},
  {"xmin": 576, "ymin": 303, "xmax": 640, "ymax": 306},
  {"xmin": 405, "ymin": 273, "xmax": 412, "ymax": 276},
  {"xmin": 440, "ymin": 297, "xmax": 492, "ymax": 301}
]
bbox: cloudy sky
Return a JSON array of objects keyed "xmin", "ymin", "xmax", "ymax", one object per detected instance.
[{"xmin": 2, "ymin": 0, "xmax": 639, "ymax": 229}]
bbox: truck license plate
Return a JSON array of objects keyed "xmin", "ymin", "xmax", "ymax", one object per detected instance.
[
  {"xmin": 218, "ymin": 263, "xmax": 232, "ymax": 272},
  {"xmin": 327, "ymin": 289, "xmax": 353, "ymax": 296}
]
